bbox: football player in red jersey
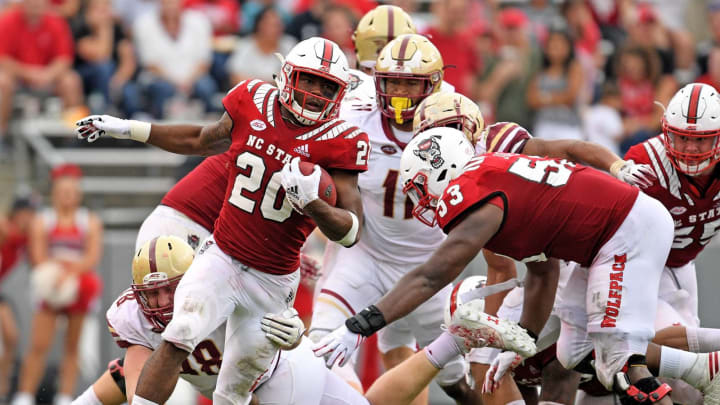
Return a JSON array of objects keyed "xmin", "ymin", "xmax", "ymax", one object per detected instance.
[
  {"xmin": 314, "ymin": 127, "xmax": 676, "ymax": 403},
  {"xmin": 413, "ymin": 92, "xmax": 658, "ymax": 404},
  {"xmin": 75, "ymin": 37, "xmax": 369, "ymax": 405}
]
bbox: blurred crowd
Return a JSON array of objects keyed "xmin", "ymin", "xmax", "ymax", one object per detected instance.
[{"xmin": 0, "ymin": 0, "xmax": 719, "ymax": 154}]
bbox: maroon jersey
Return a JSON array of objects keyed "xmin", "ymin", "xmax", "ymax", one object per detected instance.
[
  {"xmin": 479, "ymin": 122, "xmax": 532, "ymax": 154},
  {"xmin": 625, "ymin": 135, "xmax": 720, "ymax": 268},
  {"xmin": 437, "ymin": 154, "xmax": 638, "ymax": 266},
  {"xmin": 161, "ymin": 152, "xmax": 231, "ymax": 232},
  {"xmin": 214, "ymin": 80, "xmax": 369, "ymax": 275}
]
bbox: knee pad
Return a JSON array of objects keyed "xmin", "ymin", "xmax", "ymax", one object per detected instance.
[
  {"xmin": 107, "ymin": 357, "xmax": 126, "ymax": 396},
  {"xmin": 614, "ymin": 373, "xmax": 672, "ymax": 404}
]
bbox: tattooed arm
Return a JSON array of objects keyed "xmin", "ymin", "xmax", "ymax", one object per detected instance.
[{"xmin": 145, "ymin": 113, "xmax": 233, "ymax": 156}]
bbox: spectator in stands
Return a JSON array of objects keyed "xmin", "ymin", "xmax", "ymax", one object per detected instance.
[
  {"xmin": 183, "ymin": 0, "xmax": 240, "ymax": 90},
  {"xmin": 321, "ymin": 5, "xmax": 356, "ymax": 67},
  {"xmin": 0, "ymin": 197, "xmax": 35, "ymax": 404},
  {"xmin": 614, "ymin": 45, "xmax": 674, "ymax": 154},
  {"xmin": 227, "ymin": 6, "xmax": 296, "ymax": 85},
  {"xmin": 584, "ymin": 80, "xmax": 623, "ymax": 155},
  {"xmin": 697, "ymin": 45, "xmax": 720, "ymax": 92},
  {"xmin": 285, "ymin": 0, "xmax": 330, "ymax": 41},
  {"xmin": 562, "ymin": 0, "xmax": 602, "ymax": 105},
  {"xmin": 475, "ymin": 7, "xmax": 541, "ymax": 130},
  {"xmin": 11, "ymin": 164, "xmax": 102, "ymax": 405},
  {"xmin": 527, "ymin": 27, "xmax": 584, "ymax": 141},
  {"xmin": 642, "ymin": 0, "xmax": 696, "ymax": 85},
  {"xmin": 625, "ymin": 3, "xmax": 676, "ymax": 81},
  {"xmin": 0, "ymin": 0, "xmax": 85, "ymax": 145},
  {"xmin": 519, "ymin": 0, "xmax": 561, "ymax": 43},
  {"xmin": 423, "ymin": 0, "xmax": 479, "ymax": 97},
  {"xmin": 133, "ymin": 0, "xmax": 216, "ymax": 118},
  {"xmin": 242, "ymin": 0, "xmax": 291, "ymax": 35},
  {"xmin": 585, "ymin": 0, "xmax": 632, "ymax": 49},
  {"xmin": 74, "ymin": 0, "xmax": 139, "ymax": 117},
  {"xmin": 112, "ymin": 0, "xmax": 155, "ymax": 34}
]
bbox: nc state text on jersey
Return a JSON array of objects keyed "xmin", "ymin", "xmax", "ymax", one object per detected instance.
[{"xmin": 246, "ymin": 134, "xmax": 296, "ymax": 165}]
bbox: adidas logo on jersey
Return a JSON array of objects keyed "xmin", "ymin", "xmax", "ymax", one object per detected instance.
[{"xmin": 293, "ymin": 144, "xmax": 310, "ymax": 158}]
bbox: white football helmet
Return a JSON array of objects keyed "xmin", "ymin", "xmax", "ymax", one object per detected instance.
[
  {"xmin": 444, "ymin": 275, "xmax": 487, "ymax": 326},
  {"xmin": 662, "ymin": 82, "xmax": 720, "ymax": 176},
  {"xmin": 400, "ymin": 127, "xmax": 475, "ymax": 227},
  {"xmin": 276, "ymin": 37, "xmax": 350, "ymax": 126}
]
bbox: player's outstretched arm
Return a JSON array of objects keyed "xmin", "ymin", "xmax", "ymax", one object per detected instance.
[
  {"xmin": 482, "ymin": 249, "xmax": 517, "ymax": 316},
  {"xmin": 375, "ymin": 203, "xmax": 503, "ymax": 326},
  {"xmin": 520, "ymin": 259, "xmax": 559, "ymax": 338},
  {"xmin": 522, "ymin": 138, "xmax": 655, "ymax": 188},
  {"xmin": 76, "ymin": 113, "xmax": 232, "ymax": 156},
  {"xmin": 122, "ymin": 345, "xmax": 153, "ymax": 404},
  {"xmin": 364, "ymin": 350, "xmax": 440, "ymax": 405},
  {"xmin": 72, "ymin": 369, "xmax": 126, "ymax": 405}
]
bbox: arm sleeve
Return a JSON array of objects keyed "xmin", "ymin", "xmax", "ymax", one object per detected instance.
[{"xmin": 484, "ymin": 122, "xmax": 532, "ymax": 154}]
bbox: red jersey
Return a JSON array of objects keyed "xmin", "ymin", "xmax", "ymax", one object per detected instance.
[
  {"xmin": 625, "ymin": 135, "xmax": 720, "ymax": 267},
  {"xmin": 437, "ymin": 154, "xmax": 638, "ymax": 266},
  {"xmin": 0, "ymin": 224, "xmax": 27, "ymax": 280},
  {"xmin": 161, "ymin": 152, "xmax": 230, "ymax": 232},
  {"xmin": 214, "ymin": 80, "xmax": 370, "ymax": 275},
  {"xmin": 0, "ymin": 8, "xmax": 74, "ymax": 66},
  {"xmin": 42, "ymin": 208, "xmax": 90, "ymax": 261}
]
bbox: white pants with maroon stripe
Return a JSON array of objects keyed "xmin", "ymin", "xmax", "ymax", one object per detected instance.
[
  {"xmin": 310, "ymin": 242, "xmax": 466, "ymax": 386},
  {"xmin": 655, "ymin": 261, "xmax": 699, "ymax": 329},
  {"xmin": 554, "ymin": 192, "xmax": 673, "ymax": 389},
  {"xmin": 162, "ymin": 236, "xmax": 299, "ymax": 405},
  {"xmin": 135, "ymin": 205, "xmax": 211, "ymax": 252},
  {"xmin": 255, "ymin": 339, "xmax": 370, "ymax": 405}
]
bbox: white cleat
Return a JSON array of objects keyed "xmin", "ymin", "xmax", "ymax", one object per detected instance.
[
  {"xmin": 447, "ymin": 299, "xmax": 537, "ymax": 358},
  {"xmin": 699, "ymin": 352, "xmax": 720, "ymax": 405}
]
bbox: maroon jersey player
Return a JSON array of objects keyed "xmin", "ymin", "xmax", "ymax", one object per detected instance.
[
  {"xmin": 76, "ymin": 37, "xmax": 369, "ymax": 405},
  {"xmin": 314, "ymin": 127, "xmax": 675, "ymax": 403},
  {"xmin": 624, "ymin": 83, "xmax": 720, "ymax": 332}
]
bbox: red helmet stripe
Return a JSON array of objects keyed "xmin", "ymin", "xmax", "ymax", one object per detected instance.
[
  {"xmin": 687, "ymin": 84, "xmax": 703, "ymax": 124},
  {"xmin": 387, "ymin": 6, "xmax": 395, "ymax": 43},
  {"xmin": 448, "ymin": 282, "xmax": 463, "ymax": 320},
  {"xmin": 321, "ymin": 40, "xmax": 333, "ymax": 70},
  {"xmin": 397, "ymin": 35, "xmax": 411, "ymax": 68},
  {"xmin": 148, "ymin": 236, "xmax": 159, "ymax": 273}
]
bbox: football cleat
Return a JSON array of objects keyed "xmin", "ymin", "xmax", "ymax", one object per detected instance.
[{"xmin": 447, "ymin": 299, "xmax": 537, "ymax": 358}]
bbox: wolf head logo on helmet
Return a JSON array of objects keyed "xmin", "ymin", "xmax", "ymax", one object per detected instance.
[
  {"xmin": 401, "ymin": 127, "xmax": 475, "ymax": 226},
  {"xmin": 414, "ymin": 135, "xmax": 445, "ymax": 169},
  {"xmin": 132, "ymin": 235, "xmax": 195, "ymax": 332}
]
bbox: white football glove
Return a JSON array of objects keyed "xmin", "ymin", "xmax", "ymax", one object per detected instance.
[
  {"xmin": 311, "ymin": 324, "xmax": 364, "ymax": 368},
  {"xmin": 481, "ymin": 350, "xmax": 523, "ymax": 394},
  {"xmin": 612, "ymin": 160, "xmax": 656, "ymax": 189},
  {"xmin": 280, "ymin": 157, "xmax": 321, "ymax": 214},
  {"xmin": 261, "ymin": 308, "xmax": 305, "ymax": 350},
  {"xmin": 76, "ymin": 115, "xmax": 151, "ymax": 143}
]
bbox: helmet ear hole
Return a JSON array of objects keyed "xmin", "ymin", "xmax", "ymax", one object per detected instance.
[{"xmin": 437, "ymin": 169, "xmax": 448, "ymax": 182}]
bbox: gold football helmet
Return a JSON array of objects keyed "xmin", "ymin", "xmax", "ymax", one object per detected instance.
[
  {"xmin": 413, "ymin": 92, "xmax": 485, "ymax": 145},
  {"xmin": 375, "ymin": 34, "xmax": 444, "ymax": 124},
  {"xmin": 132, "ymin": 235, "xmax": 195, "ymax": 331},
  {"xmin": 353, "ymin": 5, "xmax": 416, "ymax": 70}
]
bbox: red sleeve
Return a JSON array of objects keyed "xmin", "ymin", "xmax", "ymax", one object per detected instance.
[
  {"xmin": 221, "ymin": 81, "xmax": 251, "ymax": 139},
  {"xmin": 51, "ymin": 16, "xmax": 74, "ymax": 60},
  {"xmin": 624, "ymin": 142, "xmax": 649, "ymax": 164},
  {"xmin": 312, "ymin": 125, "xmax": 370, "ymax": 172},
  {"xmin": 437, "ymin": 171, "xmax": 505, "ymax": 233},
  {"xmin": 0, "ymin": 12, "xmax": 16, "ymax": 58}
]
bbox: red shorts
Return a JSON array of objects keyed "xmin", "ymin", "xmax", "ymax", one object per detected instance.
[{"xmin": 42, "ymin": 271, "xmax": 102, "ymax": 314}]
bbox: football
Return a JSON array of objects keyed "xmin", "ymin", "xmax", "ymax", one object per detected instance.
[{"xmin": 298, "ymin": 161, "xmax": 337, "ymax": 206}]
